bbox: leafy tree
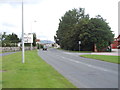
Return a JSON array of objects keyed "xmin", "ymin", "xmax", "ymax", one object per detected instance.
[
  {"xmin": 56, "ymin": 8, "xmax": 86, "ymax": 50},
  {"xmin": 88, "ymin": 15, "xmax": 114, "ymax": 51},
  {"xmin": 33, "ymin": 33, "xmax": 36, "ymax": 46},
  {"xmin": 1, "ymin": 32, "xmax": 20, "ymax": 47},
  {"xmin": 55, "ymin": 8, "xmax": 114, "ymax": 51},
  {"xmin": 0, "ymin": 32, "xmax": 6, "ymax": 41}
]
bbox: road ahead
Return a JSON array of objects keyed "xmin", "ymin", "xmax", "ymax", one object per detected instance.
[{"xmin": 38, "ymin": 48, "xmax": 118, "ymax": 88}]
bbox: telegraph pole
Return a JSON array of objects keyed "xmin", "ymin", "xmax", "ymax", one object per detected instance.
[{"xmin": 22, "ymin": 0, "xmax": 25, "ymax": 63}]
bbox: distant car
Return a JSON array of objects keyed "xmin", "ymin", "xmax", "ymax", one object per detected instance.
[{"xmin": 43, "ymin": 45, "xmax": 47, "ymax": 50}]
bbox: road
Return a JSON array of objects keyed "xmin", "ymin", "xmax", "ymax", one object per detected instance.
[{"xmin": 38, "ymin": 48, "xmax": 118, "ymax": 88}]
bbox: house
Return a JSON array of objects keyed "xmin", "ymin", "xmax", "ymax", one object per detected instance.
[{"xmin": 111, "ymin": 35, "xmax": 120, "ymax": 49}]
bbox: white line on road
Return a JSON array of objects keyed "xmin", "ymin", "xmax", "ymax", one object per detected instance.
[
  {"xmin": 61, "ymin": 56, "xmax": 118, "ymax": 74},
  {"xmin": 48, "ymin": 51, "xmax": 118, "ymax": 74}
]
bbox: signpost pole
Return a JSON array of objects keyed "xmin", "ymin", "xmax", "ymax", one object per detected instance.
[
  {"xmin": 31, "ymin": 41, "xmax": 32, "ymax": 50},
  {"xmin": 79, "ymin": 41, "xmax": 81, "ymax": 51},
  {"xmin": 31, "ymin": 33, "xmax": 32, "ymax": 50},
  {"xmin": 22, "ymin": 0, "xmax": 25, "ymax": 63}
]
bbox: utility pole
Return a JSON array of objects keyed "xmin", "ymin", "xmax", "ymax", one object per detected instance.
[{"xmin": 22, "ymin": 0, "xmax": 25, "ymax": 63}]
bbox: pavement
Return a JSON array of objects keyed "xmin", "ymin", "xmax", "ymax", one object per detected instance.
[
  {"xmin": 38, "ymin": 48, "xmax": 118, "ymax": 88},
  {"xmin": 0, "ymin": 52, "xmax": 16, "ymax": 56},
  {"xmin": 91, "ymin": 49, "xmax": 120, "ymax": 56},
  {"xmin": 61, "ymin": 49, "xmax": 120, "ymax": 56}
]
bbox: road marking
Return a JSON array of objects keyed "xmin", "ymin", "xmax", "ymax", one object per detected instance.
[
  {"xmin": 61, "ymin": 56, "xmax": 118, "ymax": 74},
  {"xmin": 48, "ymin": 51, "xmax": 118, "ymax": 74}
]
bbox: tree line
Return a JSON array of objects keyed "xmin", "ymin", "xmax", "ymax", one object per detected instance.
[
  {"xmin": 54, "ymin": 8, "xmax": 114, "ymax": 51},
  {"xmin": 0, "ymin": 32, "xmax": 36, "ymax": 47}
]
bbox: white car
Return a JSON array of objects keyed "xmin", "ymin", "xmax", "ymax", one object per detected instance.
[{"xmin": 43, "ymin": 45, "xmax": 47, "ymax": 50}]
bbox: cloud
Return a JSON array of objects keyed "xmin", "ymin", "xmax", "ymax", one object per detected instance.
[
  {"xmin": 118, "ymin": 1, "xmax": 120, "ymax": 35},
  {"xmin": 2, "ymin": 22, "xmax": 16, "ymax": 27},
  {"xmin": 0, "ymin": 0, "xmax": 43, "ymax": 4},
  {"xmin": 0, "ymin": 0, "xmax": 119, "ymax": 41}
]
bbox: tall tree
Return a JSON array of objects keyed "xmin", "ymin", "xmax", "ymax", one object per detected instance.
[
  {"xmin": 88, "ymin": 15, "xmax": 114, "ymax": 51},
  {"xmin": 56, "ymin": 8, "xmax": 86, "ymax": 50},
  {"xmin": 56, "ymin": 8, "xmax": 114, "ymax": 51}
]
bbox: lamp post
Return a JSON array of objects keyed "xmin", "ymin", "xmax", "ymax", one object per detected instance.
[{"xmin": 22, "ymin": 0, "xmax": 25, "ymax": 63}]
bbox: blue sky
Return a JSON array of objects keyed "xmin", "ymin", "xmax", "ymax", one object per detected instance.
[{"xmin": 0, "ymin": 0, "xmax": 119, "ymax": 41}]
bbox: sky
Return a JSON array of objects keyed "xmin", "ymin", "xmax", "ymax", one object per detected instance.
[{"xmin": 0, "ymin": 0, "xmax": 119, "ymax": 41}]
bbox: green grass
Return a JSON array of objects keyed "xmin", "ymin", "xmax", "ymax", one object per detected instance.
[
  {"xmin": 2, "ymin": 50, "xmax": 76, "ymax": 88},
  {"xmin": 80, "ymin": 54, "xmax": 120, "ymax": 64},
  {"xmin": 58, "ymin": 48, "xmax": 92, "ymax": 53}
]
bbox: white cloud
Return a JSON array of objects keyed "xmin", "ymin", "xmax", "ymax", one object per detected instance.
[
  {"xmin": 0, "ymin": 0, "xmax": 119, "ymax": 41},
  {"xmin": 0, "ymin": 3, "xmax": 22, "ymax": 36}
]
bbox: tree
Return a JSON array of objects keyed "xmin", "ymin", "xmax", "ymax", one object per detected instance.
[
  {"xmin": 56, "ymin": 8, "xmax": 87, "ymax": 50},
  {"xmin": 0, "ymin": 32, "xmax": 6, "ymax": 46},
  {"xmin": 1, "ymin": 32, "xmax": 20, "ymax": 47},
  {"xmin": 33, "ymin": 33, "xmax": 36, "ymax": 46},
  {"xmin": 77, "ymin": 16, "xmax": 114, "ymax": 51},
  {"xmin": 55, "ymin": 8, "xmax": 114, "ymax": 51},
  {"xmin": 88, "ymin": 15, "xmax": 114, "ymax": 51}
]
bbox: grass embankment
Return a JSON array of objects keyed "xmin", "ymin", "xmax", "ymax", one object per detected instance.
[
  {"xmin": 2, "ymin": 50, "xmax": 76, "ymax": 88},
  {"xmin": 80, "ymin": 54, "xmax": 120, "ymax": 64},
  {"xmin": 57, "ymin": 48, "xmax": 92, "ymax": 53}
]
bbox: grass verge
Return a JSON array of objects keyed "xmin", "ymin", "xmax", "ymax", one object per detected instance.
[
  {"xmin": 80, "ymin": 54, "xmax": 120, "ymax": 64},
  {"xmin": 2, "ymin": 50, "xmax": 76, "ymax": 88}
]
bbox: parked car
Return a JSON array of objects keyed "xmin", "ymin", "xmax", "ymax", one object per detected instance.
[{"xmin": 43, "ymin": 45, "xmax": 47, "ymax": 50}]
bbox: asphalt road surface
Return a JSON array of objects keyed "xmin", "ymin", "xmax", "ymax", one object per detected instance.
[{"xmin": 38, "ymin": 48, "xmax": 118, "ymax": 88}]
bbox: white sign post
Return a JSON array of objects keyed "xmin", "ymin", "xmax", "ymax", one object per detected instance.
[
  {"xmin": 24, "ymin": 33, "xmax": 33, "ymax": 43},
  {"xmin": 78, "ymin": 41, "xmax": 81, "ymax": 51},
  {"xmin": 24, "ymin": 33, "xmax": 33, "ymax": 50}
]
